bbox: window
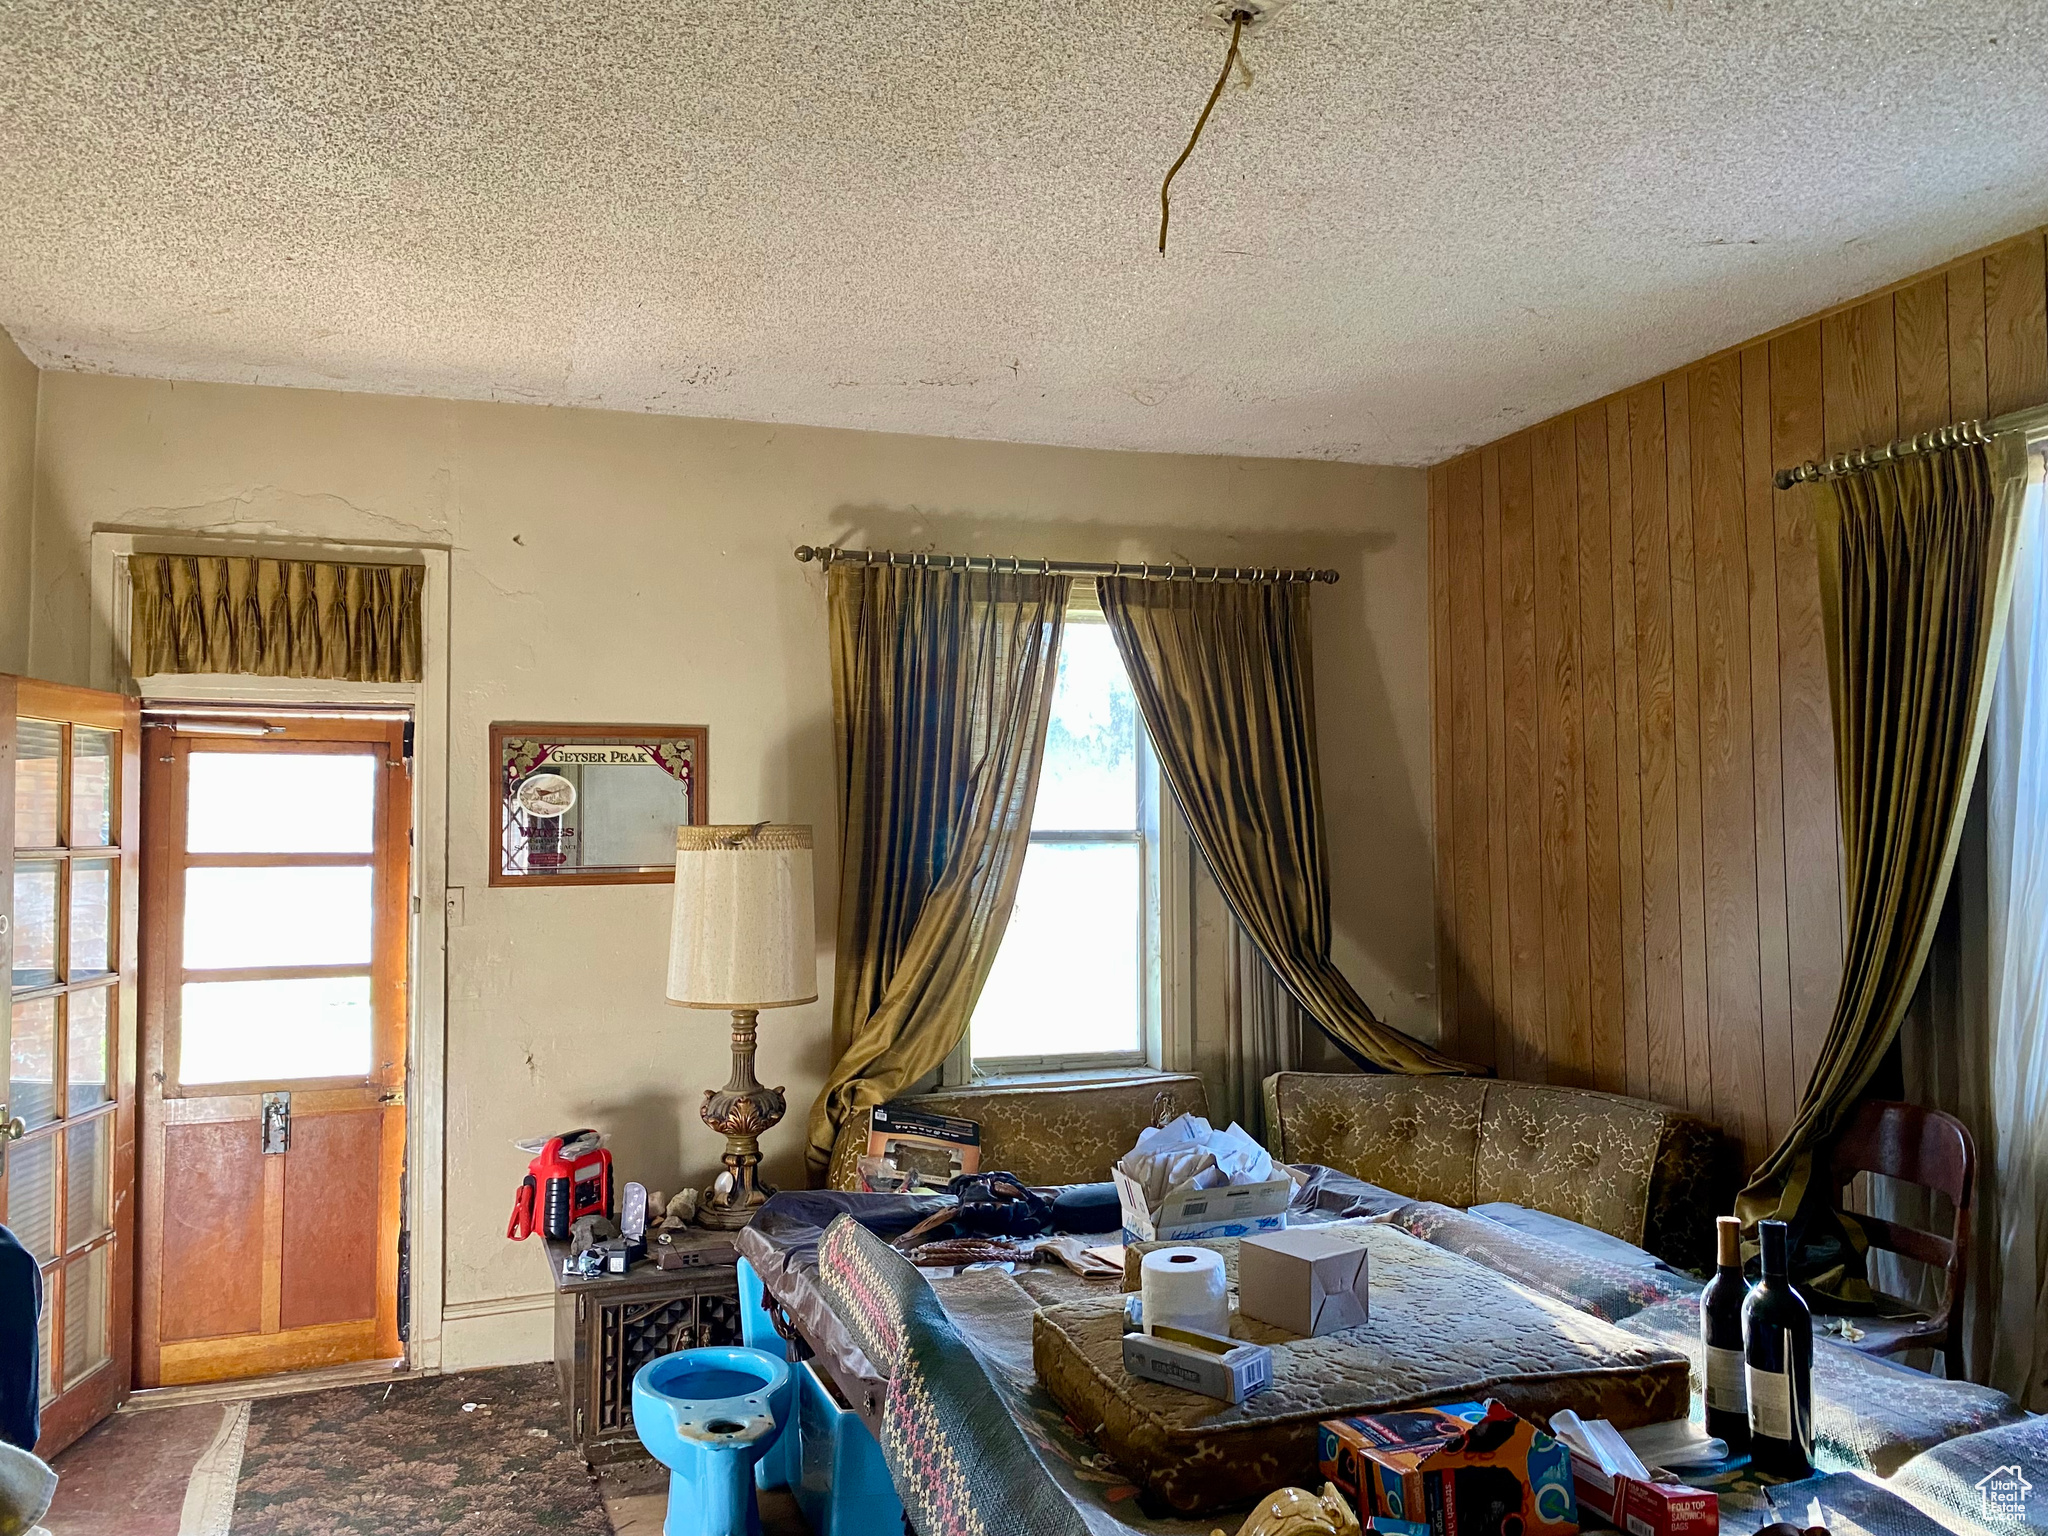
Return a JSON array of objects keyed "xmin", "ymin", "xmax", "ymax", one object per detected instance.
[{"xmin": 967, "ymin": 598, "xmax": 1163, "ymax": 1074}]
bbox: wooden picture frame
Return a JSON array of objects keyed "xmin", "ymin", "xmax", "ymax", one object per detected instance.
[{"xmin": 489, "ymin": 721, "xmax": 709, "ymax": 888}]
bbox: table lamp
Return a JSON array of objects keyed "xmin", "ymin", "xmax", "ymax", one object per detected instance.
[{"xmin": 668, "ymin": 823, "xmax": 817, "ymax": 1229}]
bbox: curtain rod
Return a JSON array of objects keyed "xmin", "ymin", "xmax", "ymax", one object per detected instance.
[
  {"xmin": 1773, "ymin": 402, "xmax": 2048, "ymax": 490},
  {"xmin": 792, "ymin": 544, "xmax": 1340, "ymax": 584}
]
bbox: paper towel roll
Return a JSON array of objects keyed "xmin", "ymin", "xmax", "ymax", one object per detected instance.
[{"xmin": 1141, "ymin": 1246, "xmax": 1230, "ymax": 1336}]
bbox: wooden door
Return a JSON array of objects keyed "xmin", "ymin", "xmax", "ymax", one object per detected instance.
[
  {"xmin": 138, "ymin": 714, "xmax": 410, "ymax": 1386},
  {"xmin": 1, "ymin": 677, "xmax": 141, "ymax": 1457}
]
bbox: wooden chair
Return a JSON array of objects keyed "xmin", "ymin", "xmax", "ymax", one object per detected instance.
[{"xmin": 1824, "ymin": 1099, "xmax": 1975, "ymax": 1379}]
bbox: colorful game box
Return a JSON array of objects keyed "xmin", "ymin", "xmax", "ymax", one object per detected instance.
[{"xmin": 1319, "ymin": 1399, "xmax": 1579, "ymax": 1536}]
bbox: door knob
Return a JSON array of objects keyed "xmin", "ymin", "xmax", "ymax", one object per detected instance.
[{"xmin": 0, "ymin": 1110, "xmax": 25, "ymax": 1141}]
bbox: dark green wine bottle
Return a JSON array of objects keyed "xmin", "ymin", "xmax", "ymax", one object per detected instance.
[
  {"xmin": 1701, "ymin": 1215, "xmax": 1751, "ymax": 1454},
  {"xmin": 1741, "ymin": 1218, "xmax": 1813, "ymax": 1478}
]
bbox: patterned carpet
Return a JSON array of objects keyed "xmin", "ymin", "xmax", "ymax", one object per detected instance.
[{"xmin": 232, "ymin": 1364, "xmax": 609, "ymax": 1535}]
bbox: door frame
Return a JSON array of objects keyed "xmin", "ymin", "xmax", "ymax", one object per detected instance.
[{"xmin": 89, "ymin": 534, "xmax": 452, "ymax": 1371}]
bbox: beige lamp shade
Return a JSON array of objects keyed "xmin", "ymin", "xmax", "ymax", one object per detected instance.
[{"xmin": 667, "ymin": 824, "xmax": 818, "ymax": 1009}]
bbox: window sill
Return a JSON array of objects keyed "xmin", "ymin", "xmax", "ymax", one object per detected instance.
[{"xmin": 965, "ymin": 1065, "xmax": 1179, "ymax": 1091}]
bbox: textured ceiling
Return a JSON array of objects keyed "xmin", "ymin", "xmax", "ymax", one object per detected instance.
[{"xmin": 3, "ymin": 2, "xmax": 2047, "ymax": 465}]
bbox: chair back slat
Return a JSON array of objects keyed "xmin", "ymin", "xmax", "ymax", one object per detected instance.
[
  {"xmin": 1851, "ymin": 1212, "xmax": 1953, "ymax": 1271},
  {"xmin": 1830, "ymin": 1100, "xmax": 1973, "ymax": 1209}
]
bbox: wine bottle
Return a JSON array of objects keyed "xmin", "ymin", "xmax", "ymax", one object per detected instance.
[
  {"xmin": 1742, "ymin": 1218, "xmax": 1813, "ymax": 1478},
  {"xmin": 1701, "ymin": 1215, "xmax": 1751, "ymax": 1454}
]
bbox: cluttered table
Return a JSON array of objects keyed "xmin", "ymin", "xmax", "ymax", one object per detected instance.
[{"xmin": 747, "ymin": 1110, "xmax": 1938, "ymax": 1536}]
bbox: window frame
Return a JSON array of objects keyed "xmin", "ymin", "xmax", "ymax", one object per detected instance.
[{"xmin": 948, "ymin": 592, "xmax": 1188, "ymax": 1084}]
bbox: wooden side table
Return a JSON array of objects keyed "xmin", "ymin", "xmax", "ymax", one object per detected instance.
[{"xmin": 541, "ymin": 1230, "xmax": 744, "ymax": 1465}]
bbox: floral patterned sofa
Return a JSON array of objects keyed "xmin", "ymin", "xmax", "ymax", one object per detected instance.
[
  {"xmin": 1264, "ymin": 1073, "xmax": 1728, "ymax": 1271},
  {"xmin": 825, "ymin": 1073, "xmax": 1210, "ymax": 1192}
]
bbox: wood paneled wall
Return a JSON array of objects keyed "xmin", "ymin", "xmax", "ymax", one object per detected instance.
[{"xmin": 1428, "ymin": 230, "xmax": 2048, "ymax": 1167}]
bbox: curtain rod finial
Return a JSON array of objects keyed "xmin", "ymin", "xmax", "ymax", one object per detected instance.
[{"xmin": 794, "ymin": 545, "xmax": 819, "ymax": 563}]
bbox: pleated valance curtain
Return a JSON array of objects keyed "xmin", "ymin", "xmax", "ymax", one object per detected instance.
[
  {"xmin": 1098, "ymin": 577, "xmax": 1473, "ymax": 1076},
  {"xmin": 804, "ymin": 563, "xmax": 1067, "ymax": 1176},
  {"xmin": 129, "ymin": 555, "xmax": 424, "ymax": 682},
  {"xmin": 1737, "ymin": 437, "xmax": 2027, "ymax": 1302}
]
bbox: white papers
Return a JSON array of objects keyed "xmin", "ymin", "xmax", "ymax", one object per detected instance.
[
  {"xmin": 1114, "ymin": 1114, "xmax": 1277, "ymax": 1206},
  {"xmin": 1549, "ymin": 1410, "xmax": 1652, "ymax": 1491},
  {"xmin": 1621, "ymin": 1418, "xmax": 1728, "ymax": 1470}
]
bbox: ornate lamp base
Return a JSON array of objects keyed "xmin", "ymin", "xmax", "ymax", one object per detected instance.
[{"xmin": 698, "ymin": 1008, "xmax": 786, "ymax": 1231}]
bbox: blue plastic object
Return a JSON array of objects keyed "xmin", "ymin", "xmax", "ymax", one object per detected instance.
[
  {"xmin": 796, "ymin": 1358, "xmax": 905, "ymax": 1536},
  {"xmin": 735, "ymin": 1259, "xmax": 797, "ymax": 1492},
  {"xmin": 631, "ymin": 1346, "xmax": 797, "ymax": 1536}
]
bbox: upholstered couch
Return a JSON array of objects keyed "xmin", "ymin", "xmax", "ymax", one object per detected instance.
[
  {"xmin": 824, "ymin": 1073, "xmax": 1209, "ymax": 1191},
  {"xmin": 1264, "ymin": 1072, "xmax": 1728, "ymax": 1271}
]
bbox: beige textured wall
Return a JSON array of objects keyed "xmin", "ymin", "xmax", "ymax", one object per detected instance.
[
  {"xmin": 28, "ymin": 372, "xmax": 1433, "ymax": 1359},
  {"xmin": 0, "ymin": 334, "xmax": 36, "ymax": 674}
]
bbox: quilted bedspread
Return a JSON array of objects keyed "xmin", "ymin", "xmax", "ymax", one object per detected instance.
[{"xmin": 1036, "ymin": 1221, "xmax": 1690, "ymax": 1514}]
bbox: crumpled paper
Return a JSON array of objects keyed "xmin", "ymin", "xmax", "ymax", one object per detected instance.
[{"xmin": 1115, "ymin": 1113, "xmax": 1276, "ymax": 1207}]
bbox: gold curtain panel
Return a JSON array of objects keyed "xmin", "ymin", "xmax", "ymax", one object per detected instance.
[
  {"xmin": 130, "ymin": 555, "xmax": 425, "ymax": 682},
  {"xmin": 1098, "ymin": 576, "xmax": 1473, "ymax": 1076},
  {"xmin": 1738, "ymin": 436, "xmax": 2027, "ymax": 1298},
  {"xmin": 805, "ymin": 563, "xmax": 1069, "ymax": 1175}
]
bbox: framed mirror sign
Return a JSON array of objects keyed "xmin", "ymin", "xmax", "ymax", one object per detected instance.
[{"xmin": 491, "ymin": 722, "xmax": 709, "ymax": 886}]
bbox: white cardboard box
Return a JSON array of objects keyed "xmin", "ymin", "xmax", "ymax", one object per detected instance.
[
  {"xmin": 1237, "ymin": 1226, "xmax": 1370, "ymax": 1336},
  {"xmin": 1120, "ymin": 1324, "xmax": 1273, "ymax": 1403},
  {"xmin": 1112, "ymin": 1166, "xmax": 1303, "ymax": 1244}
]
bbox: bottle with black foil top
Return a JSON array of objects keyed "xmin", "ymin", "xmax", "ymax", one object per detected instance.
[
  {"xmin": 1701, "ymin": 1215, "xmax": 1751, "ymax": 1454},
  {"xmin": 1742, "ymin": 1217, "xmax": 1813, "ymax": 1477}
]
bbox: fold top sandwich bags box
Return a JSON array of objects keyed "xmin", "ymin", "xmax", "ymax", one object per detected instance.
[
  {"xmin": 1319, "ymin": 1399, "xmax": 1578, "ymax": 1536},
  {"xmin": 1566, "ymin": 1456, "xmax": 1715, "ymax": 1536}
]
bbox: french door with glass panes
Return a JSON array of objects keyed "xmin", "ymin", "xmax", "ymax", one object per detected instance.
[
  {"xmin": 1, "ymin": 678, "xmax": 141, "ymax": 1457},
  {"xmin": 138, "ymin": 714, "xmax": 409, "ymax": 1386}
]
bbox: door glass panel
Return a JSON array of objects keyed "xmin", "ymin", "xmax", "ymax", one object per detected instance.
[
  {"xmin": 69, "ymin": 860, "xmax": 114, "ymax": 979},
  {"xmin": 13, "ymin": 862, "xmax": 57, "ymax": 988},
  {"xmin": 14, "ymin": 719, "xmax": 63, "ymax": 848},
  {"xmin": 5, "ymin": 1134, "xmax": 58, "ymax": 1263},
  {"xmin": 9, "ymin": 997, "xmax": 57, "ymax": 1129},
  {"xmin": 63, "ymin": 1245, "xmax": 109, "ymax": 1388},
  {"xmin": 179, "ymin": 976, "xmax": 374, "ymax": 1084},
  {"xmin": 187, "ymin": 753, "xmax": 378, "ymax": 854},
  {"xmin": 67, "ymin": 987, "xmax": 111, "ymax": 1113},
  {"xmin": 37, "ymin": 1287, "xmax": 54, "ymax": 1404},
  {"xmin": 70, "ymin": 727, "xmax": 117, "ymax": 847},
  {"xmin": 182, "ymin": 867, "xmax": 373, "ymax": 970},
  {"xmin": 66, "ymin": 1116, "xmax": 110, "ymax": 1250}
]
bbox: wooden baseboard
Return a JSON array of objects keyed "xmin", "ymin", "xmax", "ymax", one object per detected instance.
[{"xmin": 440, "ymin": 1292, "xmax": 552, "ymax": 1371}]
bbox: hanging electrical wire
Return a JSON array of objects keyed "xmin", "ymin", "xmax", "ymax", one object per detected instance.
[{"xmin": 1158, "ymin": 8, "xmax": 1253, "ymax": 255}]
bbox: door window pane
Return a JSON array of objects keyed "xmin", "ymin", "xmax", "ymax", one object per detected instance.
[
  {"xmin": 70, "ymin": 727, "xmax": 116, "ymax": 847},
  {"xmin": 37, "ymin": 1286, "xmax": 53, "ymax": 1404},
  {"xmin": 69, "ymin": 860, "xmax": 114, "ymax": 979},
  {"xmin": 66, "ymin": 1115, "xmax": 110, "ymax": 1250},
  {"xmin": 14, "ymin": 719, "xmax": 62, "ymax": 848},
  {"xmin": 182, "ymin": 867, "xmax": 374, "ymax": 970},
  {"xmin": 187, "ymin": 753, "xmax": 378, "ymax": 854},
  {"xmin": 9, "ymin": 998, "xmax": 57, "ymax": 1129},
  {"xmin": 971, "ymin": 842, "xmax": 1140, "ymax": 1060},
  {"xmin": 1030, "ymin": 623, "xmax": 1140, "ymax": 832},
  {"xmin": 63, "ymin": 1244, "xmax": 109, "ymax": 1388},
  {"xmin": 179, "ymin": 976, "xmax": 373, "ymax": 1084},
  {"xmin": 67, "ymin": 987, "xmax": 111, "ymax": 1113},
  {"xmin": 5, "ymin": 1133, "xmax": 57, "ymax": 1262},
  {"xmin": 13, "ymin": 862, "xmax": 57, "ymax": 988}
]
